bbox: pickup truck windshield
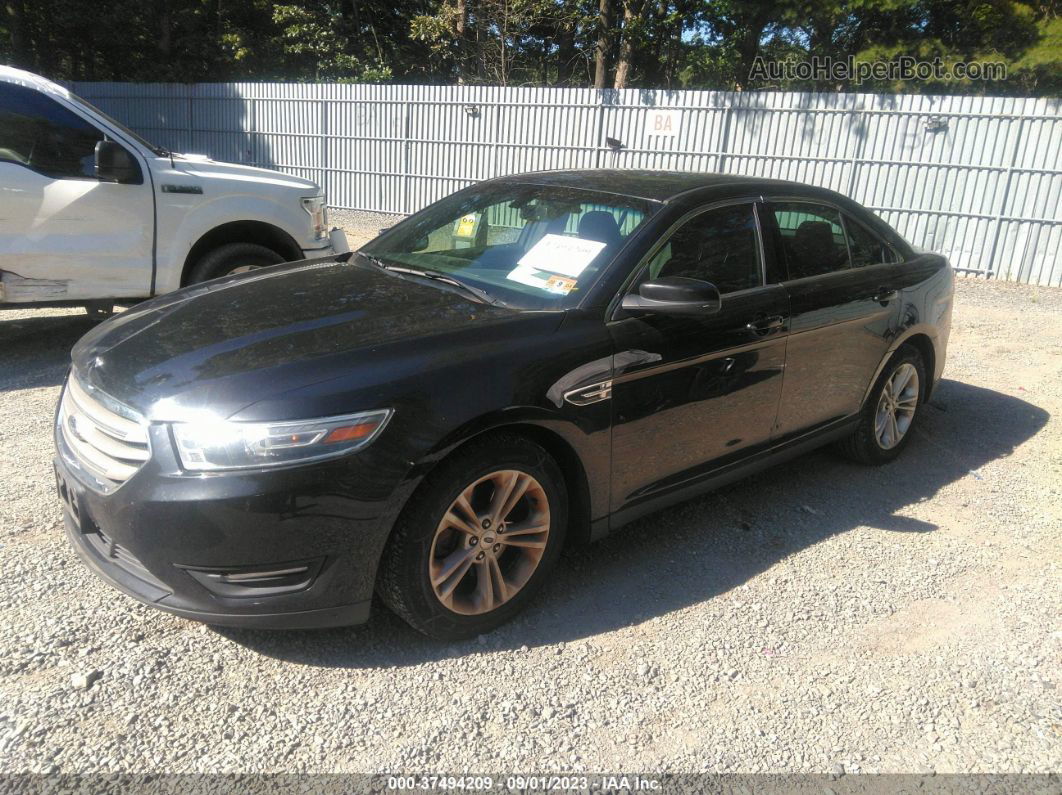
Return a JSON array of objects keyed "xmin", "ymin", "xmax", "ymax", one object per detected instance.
[{"xmin": 362, "ymin": 184, "xmax": 655, "ymax": 310}]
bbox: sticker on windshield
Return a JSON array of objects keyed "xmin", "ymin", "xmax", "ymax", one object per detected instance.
[
  {"xmin": 453, "ymin": 213, "xmax": 478, "ymax": 239},
  {"xmin": 506, "ymin": 265, "xmax": 578, "ymax": 295},
  {"xmin": 545, "ymin": 274, "xmax": 578, "ymax": 294},
  {"xmin": 516, "ymin": 234, "xmax": 607, "ymax": 277}
]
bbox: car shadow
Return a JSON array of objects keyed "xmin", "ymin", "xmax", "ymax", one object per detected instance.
[
  {"xmin": 218, "ymin": 378, "xmax": 1049, "ymax": 667},
  {"xmin": 0, "ymin": 312, "xmax": 98, "ymax": 393}
]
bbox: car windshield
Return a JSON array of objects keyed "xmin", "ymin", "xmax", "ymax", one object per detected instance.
[{"xmin": 361, "ymin": 183, "xmax": 655, "ymax": 310}]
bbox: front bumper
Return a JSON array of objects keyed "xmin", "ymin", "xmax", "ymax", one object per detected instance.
[
  {"xmin": 62, "ymin": 509, "xmax": 369, "ymax": 629},
  {"xmin": 301, "ymin": 228, "xmax": 350, "ymax": 260},
  {"xmin": 53, "ymin": 431, "xmax": 402, "ymax": 629}
]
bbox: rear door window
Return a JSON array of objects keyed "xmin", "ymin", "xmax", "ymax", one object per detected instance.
[
  {"xmin": 0, "ymin": 82, "xmax": 103, "ymax": 179},
  {"xmin": 769, "ymin": 202, "xmax": 851, "ymax": 279}
]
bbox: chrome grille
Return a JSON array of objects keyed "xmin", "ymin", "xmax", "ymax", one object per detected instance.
[{"xmin": 58, "ymin": 377, "xmax": 150, "ymax": 491}]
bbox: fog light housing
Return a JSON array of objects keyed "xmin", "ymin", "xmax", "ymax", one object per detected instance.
[{"xmin": 176, "ymin": 558, "xmax": 324, "ymax": 598}]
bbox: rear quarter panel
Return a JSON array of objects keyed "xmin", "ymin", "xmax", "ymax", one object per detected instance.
[{"xmin": 865, "ymin": 253, "xmax": 953, "ymax": 404}]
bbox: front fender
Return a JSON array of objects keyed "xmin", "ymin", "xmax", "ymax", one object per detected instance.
[
  {"xmin": 412, "ymin": 403, "xmax": 612, "ymax": 537},
  {"xmin": 154, "ymin": 193, "xmax": 312, "ymax": 293}
]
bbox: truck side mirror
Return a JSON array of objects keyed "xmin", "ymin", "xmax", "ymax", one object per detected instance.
[{"xmin": 95, "ymin": 140, "xmax": 142, "ymax": 185}]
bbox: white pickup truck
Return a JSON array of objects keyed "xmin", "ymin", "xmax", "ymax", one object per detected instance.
[{"xmin": 0, "ymin": 66, "xmax": 348, "ymax": 316}]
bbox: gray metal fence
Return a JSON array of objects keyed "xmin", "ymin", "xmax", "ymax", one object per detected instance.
[{"xmin": 70, "ymin": 82, "xmax": 1062, "ymax": 286}]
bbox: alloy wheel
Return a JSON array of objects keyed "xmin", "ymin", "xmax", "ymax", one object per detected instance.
[
  {"xmin": 428, "ymin": 469, "xmax": 551, "ymax": 615},
  {"xmin": 875, "ymin": 362, "xmax": 919, "ymax": 450}
]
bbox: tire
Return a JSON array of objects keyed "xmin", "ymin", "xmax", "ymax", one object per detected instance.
[
  {"xmin": 187, "ymin": 242, "xmax": 285, "ymax": 284},
  {"xmin": 836, "ymin": 345, "xmax": 926, "ymax": 465},
  {"xmin": 377, "ymin": 433, "xmax": 568, "ymax": 640}
]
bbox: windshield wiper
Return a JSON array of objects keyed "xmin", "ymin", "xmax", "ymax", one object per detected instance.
[
  {"xmin": 355, "ymin": 252, "xmax": 390, "ymax": 270},
  {"xmin": 374, "ymin": 262, "xmax": 507, "ymax": 307}
]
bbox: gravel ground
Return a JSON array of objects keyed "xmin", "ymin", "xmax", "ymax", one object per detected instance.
[
  {"xmin": 331, "ymin": 207, "xmax": 406, "ymax": 248},
  {"xmin": 0, "ymin": 242, "xmax": 1060, "ymax": 775}
]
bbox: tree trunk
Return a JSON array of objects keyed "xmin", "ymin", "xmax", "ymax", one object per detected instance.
[
  {"xmin": 593, "ymin": 0, "xmax": 615, "ymax": 89},
  {"xmin": 454, "ymin": 0, "xmax": 468, "ymax": 82},
  {"xmin": 557, "ymin": 24, "xmax": 575, "ymax": 84},
  {"xmin": 612, "ymin": 0, "xmax": 644, "ymax": 89},
  {"xmin": 158, "ymin": 0, "xmax": 172, "ymax": 65},
  {"xmin": 6, "ymin": 0, "xmax": 33, "ymax": 68},
  {"xmin": 735, "ymin": 15, "xmax": 770, "ymax": 89}
]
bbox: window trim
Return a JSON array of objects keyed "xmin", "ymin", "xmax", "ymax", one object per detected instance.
[
  {"xmin": 841, "ymin": 210, "xmax": 901, "ymax": 267},
  {"xmin": 608, "ymin": 196, "xmax": 766, "ymax": 321},
  {"xmin": 764, "ymin": 195, "xmax": 905, "ymax": 281},
  {"xmin": 763, "ymin": 196, "xmax": 855, "ymax": 283}
]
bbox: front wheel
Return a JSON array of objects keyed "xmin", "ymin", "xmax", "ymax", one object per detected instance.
[
  {"xmin": 837, "ymin": 345, "xmax": 926, "ymax": 465},
  {"xmin": 187, "ymin": 242, "xmax": 284, "ymax": 284},
  {"xmin": 377, "ymin": 434, "xmax": 567, "ymax": 640}
]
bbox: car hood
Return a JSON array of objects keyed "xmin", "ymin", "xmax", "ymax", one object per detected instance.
[
  {"xmin": 71, "ymin": 257, "xmax": 562, "ymax": 421},
  {"xmin": 171, "ymin": 154, "xmax": 321, "ymax": 193}
]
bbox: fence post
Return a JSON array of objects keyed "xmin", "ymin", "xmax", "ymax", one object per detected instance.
[
  {"xmin": 984, "ymin": 115, "xmax": 1026, "ymax": 280},
  {"xmin": 248, "ymin": 97, "xmax": 257, "ymax": 166},
  {"xmin": 593, "ymin": 91, "xmax": 606, "ymax": 170},
  {"xmin": 491, "ymin": 93, "xmax": 503, "ymax": 179},
  {"xmin": 844, "ymin": 107, "xmax": 869, "ymax": 201},
  {"xmin": 319, "ymin": 97, "xmax": 328, "ymax": 199},
  {"xmin": 186, "ymin": 84, "xmax": 194, "ymax": 153},
  {"xmin": 402, "ymin": 99, "xmax": 412, "ymax": 214},
  {"xmin": 716, "ymin": 98, "xmax": 732, "ymax": 174}
]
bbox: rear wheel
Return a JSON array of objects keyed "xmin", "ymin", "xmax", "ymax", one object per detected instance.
[
  {"xmin": 837, "ymin": 345, "xmax": 925, "ymax": 465},
  {"xmin": 377, "ymin": 434, "xmax": 567, "ymax": 640},
  {"xmin": 187, "ymin": 242, "xmax": 284, "ymax": 284}
]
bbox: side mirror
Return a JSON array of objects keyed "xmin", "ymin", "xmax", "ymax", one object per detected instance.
[
  {"xmin": 95, "ymin": 140, "xmax": 142, "ymax": 184},
  {"xmin": 621, "ymin": 276, "xmax": 722, "ymax": 316}
]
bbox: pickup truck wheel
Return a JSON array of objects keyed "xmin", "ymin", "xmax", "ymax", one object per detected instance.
[{"xmin": 188, "ymin": 243, "xmax": 285, "ymax": 284}]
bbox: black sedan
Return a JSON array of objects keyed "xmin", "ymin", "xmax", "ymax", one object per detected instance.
[{"xmin": 54, "ymin": 170, "xmax": 953, "ymax": 640}]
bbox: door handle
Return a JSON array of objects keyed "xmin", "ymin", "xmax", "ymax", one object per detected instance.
[
  {"xmin": 871, "ymin": 288, "xmax": 898, "ymax": 304},
  {"xmin": 746, "ymin": 315, "xmax": 785, "ymax": 334}
]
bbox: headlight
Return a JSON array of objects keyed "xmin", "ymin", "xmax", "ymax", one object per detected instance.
[
  {"xmin": 301, "ymin": 195, "xmax": 328, "ymax": 240},
  {"xmin": 171, "ymin": 409, "xmax": 392, "ymax": 472}
]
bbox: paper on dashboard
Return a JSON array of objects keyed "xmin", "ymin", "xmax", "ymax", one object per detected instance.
[
  {"xmin": 505, "ymin": 234, "xmax": 608, "ymax": 294},
  {"xmin": 516, "ymin": 234, "xmax": 607, "ymax": 277}
]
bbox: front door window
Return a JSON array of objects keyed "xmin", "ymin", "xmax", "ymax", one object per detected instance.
[{"xmin": 645, "ymin": 203, "xmax": 762, "ymax": 293}]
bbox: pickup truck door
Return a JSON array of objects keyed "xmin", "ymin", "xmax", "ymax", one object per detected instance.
[{"xmin": 0, "ymin": 82, "xmax": 153, "ymax": 302}]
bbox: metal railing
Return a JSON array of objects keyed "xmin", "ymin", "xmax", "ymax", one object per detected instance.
[{"xmin": 70, "ymin": 82, "xmax": 1062, "ymax": 286}]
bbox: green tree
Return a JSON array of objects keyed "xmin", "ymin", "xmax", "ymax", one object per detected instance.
[{"xmin": 0, "ymin": 0, "xmax": 1058, "ymax": 94}]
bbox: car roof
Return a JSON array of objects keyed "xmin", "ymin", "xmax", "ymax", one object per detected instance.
[
  {"xmin": 494, "ymin": 169, "xmax": 838, "ymax": 204},
  {"xmin": 0, "ymin": 65, "xmax": 72, "ymax": 100}
]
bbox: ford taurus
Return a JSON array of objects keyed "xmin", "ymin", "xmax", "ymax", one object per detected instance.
[{"xmin": 54, "ymin": 170, "xmax": 953, "ymax": 640}]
